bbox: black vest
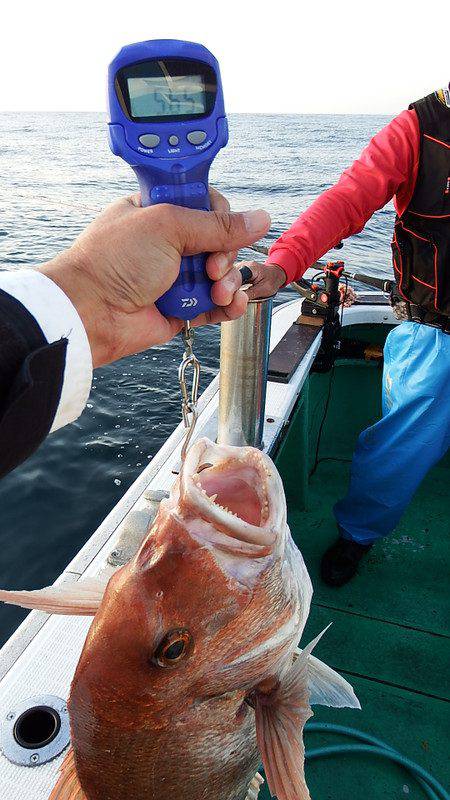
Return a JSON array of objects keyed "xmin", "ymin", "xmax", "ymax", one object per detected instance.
[{"xmin": 391, "ymin": 91, "xmax": 450, "ymax": 317}]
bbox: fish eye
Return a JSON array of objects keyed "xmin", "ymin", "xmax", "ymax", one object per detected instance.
[{"xmin": 152, "ymin": 629, "xmax": 193, "ymax": 668}]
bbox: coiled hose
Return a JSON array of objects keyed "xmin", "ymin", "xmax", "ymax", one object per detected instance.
[{"xmin": 305, "ymin": 724, "xmax": 449, "ymax": 800}]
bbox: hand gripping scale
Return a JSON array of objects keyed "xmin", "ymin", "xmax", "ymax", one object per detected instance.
[{"xmin": 107, "ymin": 39, "xmax": 228, "ymax": 320}]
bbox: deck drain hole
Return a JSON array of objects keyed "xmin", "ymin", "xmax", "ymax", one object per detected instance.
[
  {"xmin": 14, "ymin": 706, "xmax": 61, "ymax": 749},
  {"xmin": 1, "ymin": 694, "xmax": 70, "ymax": 766}
]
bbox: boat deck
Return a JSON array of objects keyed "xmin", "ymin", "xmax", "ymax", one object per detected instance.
[{"xmin": 270, "ymin": 329, "xmax": 450, "ymax": 799}]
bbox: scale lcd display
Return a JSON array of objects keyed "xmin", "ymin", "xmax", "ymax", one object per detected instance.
[{"xmin": 127, "ymin": 73, "xmax": 207, "ymax": 119}]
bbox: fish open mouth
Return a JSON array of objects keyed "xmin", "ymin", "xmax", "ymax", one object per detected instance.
[
  {"xmin": 178, "ymin": 438, "xmax": 286, "ymax": 551},
  {"xmin": 196, "ymin": 460, "xmax": 268, "ymax": 527}
]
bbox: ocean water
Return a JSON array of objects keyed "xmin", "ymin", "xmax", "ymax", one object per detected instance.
[{"xmin": 0, "ymin": 112, "xmax": 394, "ymax": 645}]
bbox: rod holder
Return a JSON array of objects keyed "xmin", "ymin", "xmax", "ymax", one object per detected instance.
[{"xmin": 218, "ymin": 297, "xmax": 273, "ymax": 449}]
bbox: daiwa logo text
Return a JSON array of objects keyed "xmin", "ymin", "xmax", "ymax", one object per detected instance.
[{"xmin": 181, "ymin": 298, "xmax": 198, "ymax": 308}]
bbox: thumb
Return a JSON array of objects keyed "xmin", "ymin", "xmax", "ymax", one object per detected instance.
[{"xmin": 171, "ymin": 207, "xmax": 271, "ymax": 255}]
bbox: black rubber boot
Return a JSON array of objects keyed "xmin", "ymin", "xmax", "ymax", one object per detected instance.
[{"xmin": 321, "ymin": 532, "xmax": 373, "ymax": 587}]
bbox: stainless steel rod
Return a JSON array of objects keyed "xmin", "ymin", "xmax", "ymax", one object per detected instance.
[{"xmin": 218, "ymin": 297, "xmax": 273, "ymax": 448}]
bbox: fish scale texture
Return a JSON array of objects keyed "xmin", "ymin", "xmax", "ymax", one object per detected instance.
[{"xmin": 71, "ymin": 702, "xmax": 261, "ymax": 800}]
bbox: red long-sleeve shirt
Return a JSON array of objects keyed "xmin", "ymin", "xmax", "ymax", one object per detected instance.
[{"xmin": 267, "ymin": 109, "xmax": 420, "ymax": 283}]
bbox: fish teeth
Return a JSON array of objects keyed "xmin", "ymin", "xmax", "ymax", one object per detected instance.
[{"xmin": 208, "ymin": 494, "xmax": 218, "ymax": 502}]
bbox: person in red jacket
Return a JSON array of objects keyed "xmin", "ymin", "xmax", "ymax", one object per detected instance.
[{"xmin": 238, "ymin": 86, "xmax": 450, "ymax": 586}]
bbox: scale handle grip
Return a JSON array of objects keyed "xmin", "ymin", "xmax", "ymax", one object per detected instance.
[
  {"xmin": 157, "ymin": 252, "xmax": 212, "ymax": 320},
  {"xmin": 135, "ymin": 166, "xmax": 214, "ymax": 321}
]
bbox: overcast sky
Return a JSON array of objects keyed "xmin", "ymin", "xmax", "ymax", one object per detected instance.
[{"xmin": 1, "ymin": 0, "xmax": 448, "ymax": 114}]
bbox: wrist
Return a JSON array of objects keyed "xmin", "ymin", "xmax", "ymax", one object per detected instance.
[
  {"xmin": 266, "ymin": 248, "xmax": 304, "ymax": 285},
  {"xmin": 39, "ymin": 247, "xmax": 111, "ymax": 368},
  {"xmin": 265, "ymin": 261, "xmax": 288, "ymax": 288}
]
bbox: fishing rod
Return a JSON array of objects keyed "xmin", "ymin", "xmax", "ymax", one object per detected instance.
[
  {"xmin": 342, "ymin": 270, "xmax": 394, "ymax": 294},
  {"xmin": 248, "ymin": 244, "xmax": 395, "ymax": 295}
]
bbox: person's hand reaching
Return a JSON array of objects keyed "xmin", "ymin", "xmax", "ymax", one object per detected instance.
[{"xmin": 209, "ymin": 259, "xmax": 287, "ymax": 303}]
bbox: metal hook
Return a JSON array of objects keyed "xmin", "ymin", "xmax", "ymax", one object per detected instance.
[{"xmin": 178, "ymin": 322, "xmax": 200, "ymax": 461}]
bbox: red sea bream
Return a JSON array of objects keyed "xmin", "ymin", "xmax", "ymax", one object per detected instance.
[{"xmin": 0, "ymin": 438, "xmax": 359, "ymax": 800}]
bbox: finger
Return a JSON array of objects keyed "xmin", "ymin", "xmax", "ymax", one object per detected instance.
[
  {"xmin": 101, "ymin": 194, "xmax": 142, "ymax": 220},
  {"xmin": 191, "ymin": 290, "xmax": 248, "ymax": 328},
  {"xmin": 143, "ymin": 312, "xmax": 184, "ymax": 344},
  {"xmin": 244, "ymin": 279, "xmax": 275, "ymax": 301},
  {"xmin": 237, "ymin": 260, "xmax": 265, "ymax": 283},
  {"xmin": 244, "ymin": 262, "xmax": 286, "ymax": 301},
  {"xmin": 206, "ymin": 250, "xmax": 238, "ymax": 280},
  {"xmin": 167, "ymin": 206, "xmax": 271, "ymax": 255},
  {"xmin": 207, "ymin": 290, "xmax": 248, "ymax": 323},
  {"xmin": 127, "ymin": 192, "xmax": 142, "ymax": 208},
  {"xmin": 208, "ymin": 186, "xmax": 230, "ymax": 213},
  {"xmin": 238, "ymin": 265, "xmax": 254, "ymax": 286},
  {"xmin": 116, "ymin": 306, "xmax": 183, "ymax": 359},
  {"xmin": 211, "ymin": 266, "xmax": 244, "ymax": 306}
]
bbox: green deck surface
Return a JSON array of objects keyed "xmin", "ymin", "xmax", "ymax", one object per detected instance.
[{"xmin": 266, "ymin": 324, "xmax": 450, "ymax": 800}]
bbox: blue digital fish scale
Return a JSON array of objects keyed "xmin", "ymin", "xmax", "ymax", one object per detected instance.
[{"xmin": 107, "ymin": 39, "xmax": 228, "ymax": 320}]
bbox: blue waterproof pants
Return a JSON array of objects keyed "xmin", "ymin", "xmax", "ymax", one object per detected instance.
[{"xmin": 334, "ymin": 321, "xmax": 450, "ymax": 545}]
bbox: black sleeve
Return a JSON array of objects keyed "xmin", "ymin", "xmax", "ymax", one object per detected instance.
[{"xmin": 0, "ymin": 288, "xmax": 68, "ymax": 479}]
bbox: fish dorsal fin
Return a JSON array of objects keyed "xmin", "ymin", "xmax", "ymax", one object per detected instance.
[
  {"xmin": 49, "ymin": 749, "xmax": 86, "ymax": 800},
  {"xmin": 0, "ymin": 577, "xmax": 107, "ymax": 616},
  {"xmin": 254, "ymin": 627, "xmax": 330, "ymax": 800}
]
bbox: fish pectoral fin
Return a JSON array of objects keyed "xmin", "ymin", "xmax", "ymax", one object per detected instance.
[
  {"xmin": 254, "ymin": 628, "xmax": 332, "ymax": 800},
  {"xmin": 305, "ymin": 653, "xmax": 361, "ymax": 709},
  {"xmin": 0, "ymin": 577, "xmax": 107, "ymax": 616},
  {"xmin": 49, "ymin": 748, "xmax": 86, "ymax": 800}
]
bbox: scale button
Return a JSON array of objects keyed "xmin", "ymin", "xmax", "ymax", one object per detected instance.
[
  {"xmin": 168, "ymin": 135, "xmax": 179, "ymax": 146},
  {"xmin": 138, "ymin": 134, "xmax": 160, "ymax": 148},
  {"xmin": 150, "ymin": 185, "xmax": 173, "ymax": 202},
  {"xmin": 187, "ymin": 130, "xmax": 207, "ymax": 145}
]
